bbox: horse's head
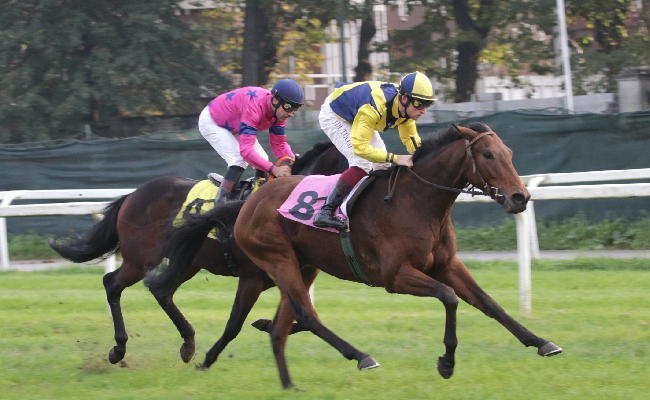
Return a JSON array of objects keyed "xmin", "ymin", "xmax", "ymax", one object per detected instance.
[{"xmin": 453, "ymin": 122, "xmax": 530, "ymax": 214}]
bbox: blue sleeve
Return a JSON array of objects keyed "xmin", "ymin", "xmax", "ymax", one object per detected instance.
[
  {"xmin": 239, "ymin": 122, "xmax": 258, "ymax": 136},
  {"xmin": 269, "ymin": 125, "xmax": 286, "ymax": 135}
]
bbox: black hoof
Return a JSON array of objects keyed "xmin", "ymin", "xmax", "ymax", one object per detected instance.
[
  {"xmin": 180, "ymin": 341, "xmax": 195, "ymax": 363},
  {"xmin": 108, "ymin": 347, "xmax": 125, "ymax": 364},
  {"xmin": 251, "ymin": 319, "xmax": 273, "ymax": 333},
  {"xmin": 437, "ymin": 356, "xmax": 455, "ymax": 379},
  {"xmin": 538, "ymin": 341, "xmax": 563, "ymax": 357},
  {"xmin": 358, "ymin": 355, "xmax": 380, "ymax": 371}
]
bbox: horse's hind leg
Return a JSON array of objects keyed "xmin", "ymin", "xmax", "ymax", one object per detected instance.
[
  {"xmin": 198, "ymin": 275, "xmax": 268, "ymax": 369},
  {"xmin": 267, "ymin": 266, "xmax": 320, "ymax": 390},
  {"xmin": 103, "ymin": 264, "xmax": 144, "ymax": 364},
  {"xmin": 438, "ymin": 258, "xmax": 562, "ymax": 356},
  {"xmin": 151, "ymin": 263, "xmax": 202, "ymax": 363},
  {"xmin": 246, "ymin": 250, "xmax": 378, "ymax": 375}
]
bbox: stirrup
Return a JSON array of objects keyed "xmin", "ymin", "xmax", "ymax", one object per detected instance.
[{"xmin": 314, "ymin": 208, "xmax": 348, "ymax": 230}]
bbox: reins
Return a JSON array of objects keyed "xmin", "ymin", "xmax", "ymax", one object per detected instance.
[{"xmin": 383, "ymin": 131, "xmax": 502, "ymax": 203}]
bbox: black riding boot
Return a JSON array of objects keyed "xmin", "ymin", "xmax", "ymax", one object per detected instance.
[
  {"xmin": 215, "ymin": 166, "xmax": 244, "ymax": 206},
  {"xmin": 313, "ymin": 178, "xmax": 353, "ymax": 230}
]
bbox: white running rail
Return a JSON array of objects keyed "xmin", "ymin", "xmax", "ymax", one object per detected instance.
[{"xmin": 2, "ymin": 168, "xmax": 650, "ymax": 316}]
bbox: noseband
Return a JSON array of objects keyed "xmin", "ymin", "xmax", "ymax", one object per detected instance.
[
  {"xmin": 464, "ymin": 131, "xmax": 503, "ymax": 200},
  {"xmin": 383, "ymin": 131, "xmax": 502, "ymax": 203}
]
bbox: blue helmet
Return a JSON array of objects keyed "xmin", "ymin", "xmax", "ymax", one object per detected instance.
[{"xmin": 271, "ymin": 79, "xmax": 305, "ymax": 107}]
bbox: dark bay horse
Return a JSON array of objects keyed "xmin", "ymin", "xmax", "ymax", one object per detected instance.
[
  {"xmin": 225, "ymin": 122, "xmax": 561, "ymax": 388},
  {"xmin": 48, "ymin": 141, "xmax": 344, "ymax": 366}
]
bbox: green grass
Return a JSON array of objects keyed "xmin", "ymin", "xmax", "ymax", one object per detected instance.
[
  {"xmin": 1, "ymin": 261, "xmax": 649, "ymax": 399},
  {"xmin": 13, "ymin": 214, "xmax": 650, "ymax": 260}
]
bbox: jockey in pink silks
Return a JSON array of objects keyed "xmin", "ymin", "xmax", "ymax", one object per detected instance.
[{"xmin": 198, "ymin": 79, "xmax": 305, "ymax": 205}]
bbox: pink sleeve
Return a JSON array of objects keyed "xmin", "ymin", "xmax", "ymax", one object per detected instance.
[
  {"xmin": 269, "ymin": 134, "xmax": 295, "ymax": 160},
  {"xmin": 238, "ymin": 134, "xmax": 274, "ymax": 173}
]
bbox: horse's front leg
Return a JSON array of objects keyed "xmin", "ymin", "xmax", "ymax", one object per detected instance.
[
  {"xmin": 387, "ymin": 265, "xmax": 459, "ymax": 379},
  {"xmin": 438, "ymin": 257, "xmax": 562, "ymax": 357},
  {"xmin": 199, "ymin": 274, "xmax": 268, "ymax": 369}
]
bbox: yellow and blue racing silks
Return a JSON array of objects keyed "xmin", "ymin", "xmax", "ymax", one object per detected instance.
[{"xmin": 329, "ymin": 81, "xmax": 422, "ymax": 164}]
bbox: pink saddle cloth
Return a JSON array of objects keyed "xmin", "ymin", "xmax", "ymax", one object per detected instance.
[{"xmin": 277, "ymin": 174, "xmax": 347, "ymax": 233}]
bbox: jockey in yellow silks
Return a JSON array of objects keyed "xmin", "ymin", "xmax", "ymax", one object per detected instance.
[{"xmin": 313, "ymin": 71, "xmax": 436, "ymax": 230}]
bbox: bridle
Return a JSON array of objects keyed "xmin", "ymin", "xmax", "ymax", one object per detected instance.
[{"xmin": 383, "ymin": 131, "xmax": 504, "ymax": 203}]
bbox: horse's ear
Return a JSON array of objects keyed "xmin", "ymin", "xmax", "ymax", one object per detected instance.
[{"xmin": 450, "ymin": 123, "xmax": 460, "ymax": 133}]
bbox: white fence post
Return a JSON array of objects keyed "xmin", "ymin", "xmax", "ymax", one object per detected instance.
[
  {"xmin": 515, "ymin": 212, "xmax": 532, "ymax": 316},
  {"xmin": 1, "ymin": 191, "xmax": 25, "ymax": 271}
]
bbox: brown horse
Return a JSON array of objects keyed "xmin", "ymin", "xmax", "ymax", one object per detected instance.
[
  {"xmin": 48, "ymin": 141, "xmax": 344, "ymax": 367},
  {"xmin": 229, "ymin": 122, "xmax": 562, "ymax": 388}
]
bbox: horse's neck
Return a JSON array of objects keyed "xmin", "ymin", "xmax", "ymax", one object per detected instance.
[{"xmin": 408, "ymin": 140, "xmax": 468, "ymax": 213}]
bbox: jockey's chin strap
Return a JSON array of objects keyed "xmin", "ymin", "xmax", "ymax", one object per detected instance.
[{"xmin": 383, "ymin": 131, "xmax": 500, "ymax": 203}]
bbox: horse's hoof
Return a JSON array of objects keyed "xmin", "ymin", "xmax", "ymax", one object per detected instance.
[
  {"xmin": 358, "ymin": 355, "xmax": 380, "ymax": 371},
  {"xmin": 538, "ymin": 342, "xmax": 563, "ymax": 357},
  {"xmin": 195, "ymin": 363, "xmax": 209, "ymax": 371},
  {"xmin": 251, "ymin": 319, "xmax": 273, "ymax": 333},
  {"xmin": 108, "ymin": 347, "xmax": 125, "ymax": 364},
  {"xmin": 180, "ymin": 341, "xmax": 196, "ymax": 363},
  {"xmin": 437, "ymin": 356, "xmax": 455, "ymax": 379}
]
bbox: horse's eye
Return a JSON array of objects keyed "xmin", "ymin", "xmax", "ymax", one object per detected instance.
[{"xmin": 483, "ymin": 151, "xmax": 493, "ymax": 159}]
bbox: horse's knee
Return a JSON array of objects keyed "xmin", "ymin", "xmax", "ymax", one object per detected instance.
[{"xmin": 439, "ymin": 287, "xmax": 459, "ymax": 309}]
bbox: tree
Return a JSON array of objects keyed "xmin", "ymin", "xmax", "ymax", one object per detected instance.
[
  {"xmin": 353, "ymin": 0, "xmax": 377, "ymax": 82},
  {"xmin": 241, "ymin": 0, "xmax": 276, "ymax": 86},
  {"xmin": 0, "ymin": 0, "xmax": 229, "ymax": 142},
  {"xmin": 389, "ymin": 0, "xmax": 557, "ymax": 102},
  {"xmin": 567, "ymin": 0, "xmax": 650, "ymax": 94}
]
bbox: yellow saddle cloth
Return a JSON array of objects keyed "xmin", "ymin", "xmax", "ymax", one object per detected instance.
[
  {"xmin": 174, "ymin": 179, "xmax": 219, "ymax": 238},
  {"xmin": 173, "ymin": 177, "xmax": 267, "ymax": 239}
]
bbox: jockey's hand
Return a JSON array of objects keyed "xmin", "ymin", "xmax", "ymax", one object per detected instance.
[
  {"xmin": 271, "ymin": 164, "xmax": 292, "ymax": 178},
  {"xmin": 395, "ymin": 154, "xmax": 413, "ymax": 167}
]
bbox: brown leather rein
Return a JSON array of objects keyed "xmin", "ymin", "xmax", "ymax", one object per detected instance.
[{"xmin": 383, "ymin": 131, "xmax": 503, "ymax": 203}]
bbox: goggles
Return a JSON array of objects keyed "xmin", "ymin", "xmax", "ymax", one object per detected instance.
[
  {"xmin": 280, "ymin": 101, "xmax": 302, "ymax": 113},
  {"xmin": 411, "ymin": 98, "xmax": 434, "ymax": 110}
]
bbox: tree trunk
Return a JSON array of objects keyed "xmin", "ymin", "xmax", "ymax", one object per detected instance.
[
  {"xmin": 242, "ymin": 0, "xmax": 276, "ymax": 86},
  {"xmin": 353, "ymin": 1, "xmax": 376, "ymax": 82},
  {"xmin": 452, "ymin": 0, "xmax": 491, "ymax": 103},
  {"xmin": 455, "ymin": 41, "xmax": 480, "ymax": 102}
]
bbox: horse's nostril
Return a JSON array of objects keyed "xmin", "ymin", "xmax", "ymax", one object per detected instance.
[{"xmin": 512, "ymin": 193, "xmax": 528, "ymax": 205}]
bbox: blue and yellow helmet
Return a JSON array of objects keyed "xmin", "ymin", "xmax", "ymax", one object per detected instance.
[{"xmin": 398, "ymin": 72, "xmax": 436, "ymax": 102}]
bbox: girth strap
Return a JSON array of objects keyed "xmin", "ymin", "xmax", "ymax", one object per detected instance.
[
  {"xmin": 216, "ymin": 225, "xmax": 238, "ymax": 276},
  {"xmin": 340, "ymin": 230, "xmax": 372, "ymax": 286}
]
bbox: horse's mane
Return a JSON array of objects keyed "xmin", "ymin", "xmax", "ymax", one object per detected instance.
[
  {"xmin": 412, "ymin": 121, "xmax": 491, "ymax": 162},
  {"xmin": 292, "ymin": 141, "xmax": 335, "ymax": 174}
]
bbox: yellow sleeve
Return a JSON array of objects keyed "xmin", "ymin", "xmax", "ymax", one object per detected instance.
[
  {"xmin": 349, "ymin": 104, "xmax": 393, "ymax": 163},
  {"xmin": 398, "ymin": 121, "xmax": 421, "ymax": 154}
]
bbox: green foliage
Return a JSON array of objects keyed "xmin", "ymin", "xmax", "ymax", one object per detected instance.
[
  {"xmin": 0, "ymin": 0, "xmax": 230, "ymax": 143},
  {"xmin": 8, "ymin": 234, "xmax": 60, "ymax": 260},
  {"xmin": 455, "ymin": 213, "xmax": 650, "ymax": 251},
  {"xmin": 568, "ymin": 0, "xmax": 650, "ymax": 94}
]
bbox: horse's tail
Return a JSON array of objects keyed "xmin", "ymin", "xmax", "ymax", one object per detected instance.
[
  {"xmin": 144, "ymin": 200, "xmax": 245, "ymax": 298},
  {"xmin": 48, "ymin": 195, "xmax": 127, "ymax": 263}
]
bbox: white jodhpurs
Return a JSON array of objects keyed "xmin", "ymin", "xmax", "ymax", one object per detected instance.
[
  {"xmin": 318, "ymin": 95, "xmax": 391, "ymax": 173},
  {"xmin": 198, "ymin": 106, "xmax": 269, "ymax": 169}
]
